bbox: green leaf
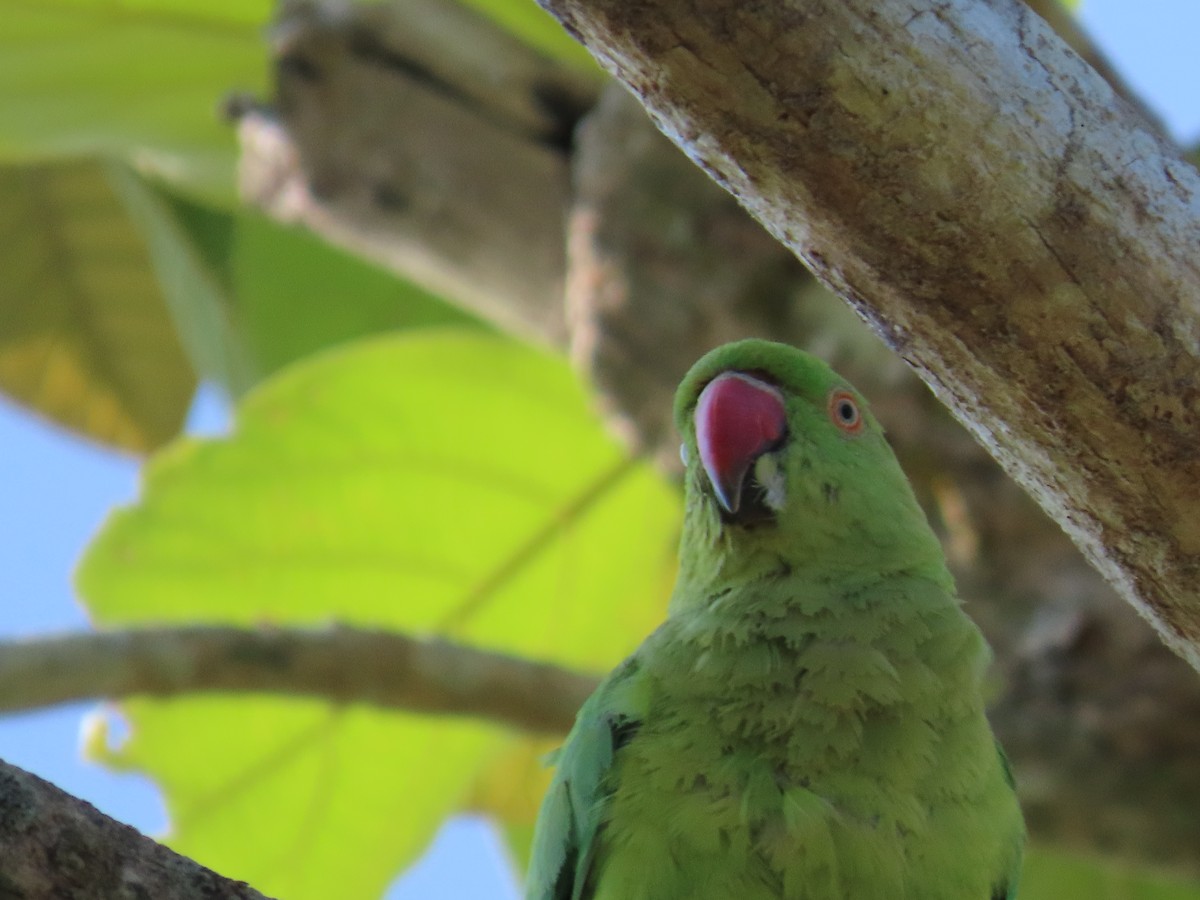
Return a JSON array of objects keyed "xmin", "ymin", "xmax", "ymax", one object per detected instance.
[
  {"xmin": 37, "ymin": 0, "xmax": 273, "ymax": 27},
  {"xmin": 0, "ymin": 158, "xmax": 195, "ymax": 452},
  {"xmin": 96, "ymin": 698, "xmax": 498, "ymax": 899},
  {"xmin": 79, "ymin": 330, "xmax": 679, "ymax": 898},
  {"xmin": 0, "ymin": 1, "xmax": 270, "ymax": 198},
  {"xmin": 230, "ymin": 203, "xmax": 487, "ymax": 376},
  {"xmin": 114, "ymin": 167, "xmax": 485, "ymax": 397},
  {"xmin": 109, "ymin": 162, "xmax": 261, "ymax": 396},
  {"xmin": 463, "ymin": 735, "xmax": 557, "ymax": 872},
  {"xmin": 1022, "ymin": 848, "xmax": 1200, "ymax": 899}
]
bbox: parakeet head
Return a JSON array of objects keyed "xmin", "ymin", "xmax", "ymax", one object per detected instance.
[{"xmin": 673, "ymin": 339, "xmax": 947, "ymax": 584}]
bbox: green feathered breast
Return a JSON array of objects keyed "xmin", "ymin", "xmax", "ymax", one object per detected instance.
[{"xmin": 526, "ymin": 340, "xmax": 1024, "ymax": 900}]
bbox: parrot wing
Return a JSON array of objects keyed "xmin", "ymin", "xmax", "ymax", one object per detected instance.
[
  {"xmin": 993, "ymin": 743, "xmax": 1023, "ymax": 900},
  {"xmin": 525, "ymin": 657, "xmax": 649, "ymax": 900}
]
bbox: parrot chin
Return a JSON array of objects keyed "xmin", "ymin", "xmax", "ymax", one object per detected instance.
[{"xmin": 723, "ymin": 463, "xmax": 784, "ymax": 528}]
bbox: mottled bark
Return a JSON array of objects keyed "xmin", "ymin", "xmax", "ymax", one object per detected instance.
[{"xmin": 0, "ymin": 759, "xmax": 270, "ymax": 899}]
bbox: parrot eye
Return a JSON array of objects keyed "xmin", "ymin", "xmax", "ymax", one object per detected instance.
[{"xmin": 828, "ymin": 389, "xmax": 863, "ymax": 435}]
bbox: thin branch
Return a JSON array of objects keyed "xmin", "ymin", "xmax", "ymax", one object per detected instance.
[
  {"xmin": 0, "ymin": 625, "xmax": 597, "ymax": 735},
  {"xmin": 536, "ymin": 0, "xmax": 1200, "ymax": 670},
  {"xmin": 0, "ymin": 757, "xmax": 272, "ymax": 899}
]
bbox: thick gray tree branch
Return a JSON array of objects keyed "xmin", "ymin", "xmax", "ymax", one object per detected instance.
[
  {"xmin": 536, "ymin": 0, "xmax": 1200, "ymax": 669},
  {"xmin": 0, "ymin": 626, "xmax": 594, "ymax": 736},
  {"xmin": 232, "ymin": 0, "xmax": 596, "ymax": 346},
  {"xmin": 0, "ymin": 758, "xmax": 271, "ymax": 899}
]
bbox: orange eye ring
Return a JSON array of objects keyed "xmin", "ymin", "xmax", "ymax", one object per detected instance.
[{"xmin": 828, "ymin": 389, "xmax": 863, "ymax": 435}]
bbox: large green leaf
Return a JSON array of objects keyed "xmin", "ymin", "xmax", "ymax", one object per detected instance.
[
  {"xmin": 109, "ymin": 162, "xmax": 260, "ymax": 396},
  {"xmin": 79, "ymin": 330, "xmax": 679, "ymax": 898},
  {"xmin": 0, "ymin": 158, "xmax": 195, "ymax": 452},
  {"xmin": 0, "ymin": 0, "xmax": 269, "ymax": 198},
  {"xmin": 0, "ymin": 158, "xmax": 467, "ymax": 451},
  {"xmin": 114, "ymin": 167, "xmax": 485, "ymax": 397},
  {"xmin": 230, "ymin": 200, "xmax": 486, "ymax": 378},
  {"xmin": 94, "ymin": 699, "xmax": 498, "ymax": 899}
]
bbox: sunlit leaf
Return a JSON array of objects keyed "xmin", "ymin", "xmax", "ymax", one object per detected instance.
[
  {"xmin": 79, "ymin": 330, "xmax": 679, "ymax": 897},
  {"xmin": 464, "ymin": 734, "xmax": 556, "ymax": 875},
  {"xmin": 94, "ymin": 698, "xmax": 498, "ymax": 899},
  {"xmin": 110, "ymin": 162, "xmax": 260, "ymax": 397},
  {"xmin": 38, "ymin": 0, "xmax": 273, "ymax": 27},
  {"xmin": 0, "ymin": 158, "xmax": 194, "ymax": 452},
  {"xmin": 115, "ymin": 166, "xmax": 486, "ymax": 397},
  {"xmin": 230, "ymin": 203, "xmax": 487, "ymax": 376},
  {"xmin": 0, "ymin": 1, "xmax": 269, "ymax": 198}
]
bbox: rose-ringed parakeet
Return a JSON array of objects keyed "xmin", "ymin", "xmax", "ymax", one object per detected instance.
[{"xmin": 526, "ymin": 339, "xmax": 1024, "ymax": 899}]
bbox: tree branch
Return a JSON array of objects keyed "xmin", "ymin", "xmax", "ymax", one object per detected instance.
[
  {"xmin": 231, "ymin": 0, "xmax": 597, "ymax": 346},
  {"xmin": 1022, "ymin": 0, "xmax": 1167, "ymax": 136},
  {"xmin": 0, "ymin": 626, "xmax": 595, "ymax": 736},
  {"xmin": 0, "ymin": 758, "xmax": 271, "ymax": 899},
  {"xmin": 537, "ymin": 0, "xmax": 1200, "ymax": 669}
]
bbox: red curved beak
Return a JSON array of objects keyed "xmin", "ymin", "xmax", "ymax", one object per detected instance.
[{"xmin": 695, "ymin": 372, "xmax": 787, "ymax": 513}]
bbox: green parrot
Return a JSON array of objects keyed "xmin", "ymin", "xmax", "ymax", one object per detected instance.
[{"xmin": 525, "ymin": 339, "xmax": 1024, "ymax": 899}]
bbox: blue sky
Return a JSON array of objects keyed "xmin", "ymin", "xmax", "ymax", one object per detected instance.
[{"xmin": 1, "ymin": 2, "xmax": 1197, "ymax": 897}]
